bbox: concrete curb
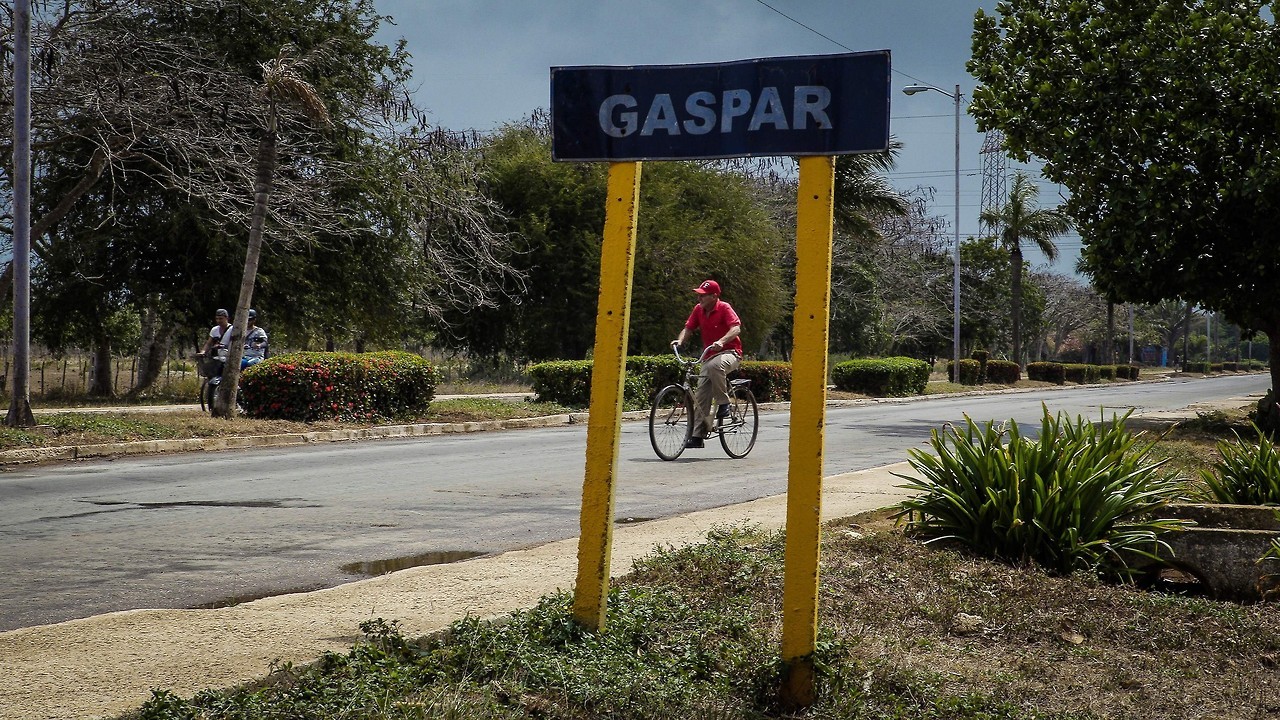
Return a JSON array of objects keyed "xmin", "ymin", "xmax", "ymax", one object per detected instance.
[{"xmin": 0, "ymin": 372, "xmax": 1220, "ymax": 467}]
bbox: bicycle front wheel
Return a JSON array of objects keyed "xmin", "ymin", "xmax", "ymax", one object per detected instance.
[
  {"xmin": 719, "ymin": 387, "xmax": 759, "ymax": 458},
  {"xmin": 203, "ymin": 380, "xmax": 217, "ymax": 415},
  {"xmin": 649, "ymin": 385, "xmax": 692, "ymax": 461}
]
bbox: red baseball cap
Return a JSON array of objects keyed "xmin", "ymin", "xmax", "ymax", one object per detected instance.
[{"xmin": 693, "ymin": 279, "xmax": 721, "ymax": 295}]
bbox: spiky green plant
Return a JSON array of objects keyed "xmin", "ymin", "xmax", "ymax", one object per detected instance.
[
  {"xmin": 1200, "ymin": 424, "xmax": 1280, "ymax": 505},
  {"xmin": 893, "ymin": 406, "xmax": 1186, "ymax": 578}
]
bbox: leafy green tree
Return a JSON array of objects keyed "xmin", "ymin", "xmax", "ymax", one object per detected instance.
[
  {"xmin": 958, "ymin": 236, "xmax": 1012, "ymax": 357},
  {"xmin": 978, "ymin": 172, "xmax": 1071, "ymax": 367},
  {"xmin": 452, "ymin": 118, "xmax": 788, "ymax": 362},
  {"xmin": 970, "ymin": 0, "xmax": 1280, "ymax": 422},
  {"xmin": 764, "ymin": 150, "xmax": 910, "ymax": 358}
]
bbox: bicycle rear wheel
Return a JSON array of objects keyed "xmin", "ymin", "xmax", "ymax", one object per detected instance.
[
  {"xmin": 649, "ymin": 385, "xmax": 692, "ymax": 461},
  {"xmin": 719, "ymin": 386, "xmax": 758, "ymax": 458}
]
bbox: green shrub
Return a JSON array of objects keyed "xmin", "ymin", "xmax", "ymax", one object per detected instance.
[
  {"xmin": 239, "ymin": 351, "xmax": 438, "ymax": 422},
  {"xmin": 1222, "ymin": 362, "xmax": 1240, "ymax": 372},
  {"xmin": 529, "ymin": 355, "xmax": 788, "ymax": 407},
  {"xmin": 970, "ymin": 350, "xmax": 990, "ymax": 384},
  {"xmin": 1200, "ymin": 424, "xmax": 1280, "ymax": 505},
  {"xmin": 625, "ymin": 354, "xmax": 683, "ymax": 394},
  {"xmin": 1118, "ymin": 364, "xmax": 1141, "ymax": 380},
  {"xmin": 831, "ymin": 357, "xmax": 930, "ymax": 397},
  {"xmin": 947, "ymin": 358, "xmax": 982, "ymax": 385},
  {"xmin": 733, "ymin": 361, "xmax": 791, "ymax": 402},
  {"xmin": 1098, "ymin": 365, "xmax": 1117, "ymax": 381},
  {"xmin": 1210, "ymin": 363, "xmax": 1224, "ymax": 373},
  {"xmin": 1063, "ymin": 363, "xmax": 1101, "ymax": 384},
  {"xmin": 984, "ymin": 359, "xmax": 1020, "ymax": 384},
  {"xmin": 529, "ymin": 360, "xmax": 594, "ymax": 407},
  {"xmin": 1184, "ymin": 361, "xmax": 1211, "ymax": 374},
  {"xmin": 894, "ymin": 407, "xmax": 1186, "ymax": 578},
  {"xmin": 1026, "ymin": 361, "xmax": 1065, "ymax": 384}
]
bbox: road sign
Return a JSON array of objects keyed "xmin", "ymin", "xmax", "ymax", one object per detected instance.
[{"xmin": 551, "ymin": 51, "xmax": 890, "ymax": 161}]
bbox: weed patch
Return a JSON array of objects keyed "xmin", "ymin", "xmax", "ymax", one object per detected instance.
[{"xmin": 129, "ymin": 519, "xmax": 1279, "ymax": 720}]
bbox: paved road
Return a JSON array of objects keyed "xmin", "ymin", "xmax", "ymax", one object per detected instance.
[{"xmin": 0, "ymin": 374, "xmax": 1268, "ymax": 631}]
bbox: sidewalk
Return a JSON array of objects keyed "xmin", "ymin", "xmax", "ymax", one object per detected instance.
[{"xmin": 0, "ymin": 463, "xmax": 915, "ymax": 720}]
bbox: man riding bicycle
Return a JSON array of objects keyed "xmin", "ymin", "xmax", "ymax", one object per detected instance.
[{"xmin": 673, "ymin": 279, "xmax": 743, "ymax": 449}]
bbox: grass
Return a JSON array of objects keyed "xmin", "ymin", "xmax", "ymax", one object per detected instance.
[
  {"xmin": 0, "ymin": 398, "xmax": 573, "ymax": 452},
  {"xmin": 128, "ymin": 516, "xmax": 1280, "ymax": 720}
]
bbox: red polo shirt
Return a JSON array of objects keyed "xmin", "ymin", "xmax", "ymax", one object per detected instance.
[{"xmin": 685, "ymin": 299, "xmax": 743, "ymax": 355}]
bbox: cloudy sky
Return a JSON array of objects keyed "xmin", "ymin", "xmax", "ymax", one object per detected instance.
[{"xmin": 372, "ymin": 0, "xmax": 1077, "ymax": 269}]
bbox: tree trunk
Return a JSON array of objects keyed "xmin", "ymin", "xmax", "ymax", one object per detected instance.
[
  {"xmin": 1259, "ymin": 320, "xmax": 1280, "ymax": 435},
  {"xmin": 1182, "ymin": 304, "xmax": 1192, "ymax": 370},
  {"xmin": 215, "ymin": 120, "xmax": 276, "ymax": 418},
  {"xmin": 1010, "ymin": 245, "xmax": 1023, "ymax": 367},
  {"xmin": 89, "ymin": 335, "xmax": 114, "ymax": 397},
  {"xmin": 1105, "ymin": 301, "xmax": 1115, "ymax": 365},
  {"xmin": 129, "ymin": 310, "xmax": 180, "ymax": 398}
]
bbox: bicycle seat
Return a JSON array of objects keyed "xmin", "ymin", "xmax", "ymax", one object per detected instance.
[{"xmin": 730, "ymin": 378, "xmax": 751, "ymax": 387}]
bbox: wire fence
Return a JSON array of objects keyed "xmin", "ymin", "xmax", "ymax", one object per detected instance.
[{"xmin": 0, "ymin": 345, "xmax": 201, "ymax": 403}]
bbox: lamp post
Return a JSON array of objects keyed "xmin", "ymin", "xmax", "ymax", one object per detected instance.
[{"xmin": 903, "ymin": 83, "xmax": 962, "ymax": 380}]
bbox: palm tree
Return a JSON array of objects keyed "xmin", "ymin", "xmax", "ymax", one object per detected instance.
[
  {"xmin": 833, "ymin": 140, "xmax": 910, "ymax": 238},
  {"xmin": 979, "ymin": 171, "xmax": 1071, "ymax": 367},
  {"xmin": 214, "ymin": 45, "xmax": 331, "ymax": 417}
]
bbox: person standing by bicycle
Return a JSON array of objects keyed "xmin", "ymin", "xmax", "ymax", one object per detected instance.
[
  {"xmin": 198, "ymin": 308, "xmax": 233, "ymax": 378},
  {"xmin": 673, "ymin": 279, "xmax": 743, "ymax": 448}
]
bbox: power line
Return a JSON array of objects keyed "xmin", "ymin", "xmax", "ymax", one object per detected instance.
[{"xmin": 752, "ymin": 0, "xmax": 931, "ymax": 85}]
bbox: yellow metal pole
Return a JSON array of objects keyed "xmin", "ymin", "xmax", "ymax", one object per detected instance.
[
  {"xmin": 780, "ymin": 155, "xmax": 836, "ymax": 707},
  {"xmin": 572, "ymin": 160, "xmax": 642, "ymax": 631}
]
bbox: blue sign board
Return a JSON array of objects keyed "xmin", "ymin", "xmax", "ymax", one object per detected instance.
[{"xmin": 551, "ymin": 51, "xmax": 890, "ymax": 162}]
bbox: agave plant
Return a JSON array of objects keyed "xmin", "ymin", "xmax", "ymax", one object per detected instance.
[
  {"xmin": 1200, "ymin": 424, "xmax": 1280, "ymax": 505},
  {"xmin": 893, "ymin": 406, "xmax": 1186, "ymax": 578}
]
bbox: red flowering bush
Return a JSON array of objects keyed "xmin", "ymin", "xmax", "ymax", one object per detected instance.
[{"xmin": 239, "ymin": 351, "xmax": 439, "ymax": 422}]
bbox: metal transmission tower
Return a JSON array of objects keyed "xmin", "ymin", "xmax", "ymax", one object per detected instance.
[{"xmin": 979, "ymin": 130, "xmax": 1008, "ymax": 223}]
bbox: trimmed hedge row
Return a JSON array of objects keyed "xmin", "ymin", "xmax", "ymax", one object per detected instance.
[
  {"xmin": 1187, "ymin": 361, "xmax": 1270, "ymax": 374},
  {"xmin": 985, "ymin": 359, "xmax": 1021, "ymax": 384},
  {"xmin": 1027, "ymin": 362, "xmax": 1141, "ymax": 384},
  {"xmin": 240, "ymin": 351, "xmax": 439, "ymax": 422},
  {"xmin": 528, "ymin": 355, "xmax": 793, "ymax": 408},
  {"xmin": 1026, "ymin": 362, "xmax": 1065, "ymax": 384},
  {"xmin": 831, "ymin": 357, "xmax": 930, "ymax": 397}
]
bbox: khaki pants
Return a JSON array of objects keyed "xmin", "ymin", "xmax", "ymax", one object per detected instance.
[{"xmin": 693, "ymin": 350, "xmax": 741, "ymax": 437}]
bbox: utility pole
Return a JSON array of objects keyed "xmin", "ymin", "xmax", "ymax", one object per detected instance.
[
  {"xmin": 1127, "ymin": 304, "xmax": 1134, "ymax": 364},
  {"xmin": 7, "ymin": 0, "xmax": 35, "ymax": 427}
]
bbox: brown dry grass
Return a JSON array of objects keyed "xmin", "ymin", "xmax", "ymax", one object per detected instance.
[{"xmin": 818, "ymin": 509, "xmax": 1280, "ymax": 719}]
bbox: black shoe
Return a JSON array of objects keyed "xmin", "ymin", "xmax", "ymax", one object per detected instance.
[
  {"xmin": 716, "ymin": 403, "xmax": 731, "ymax": 422},
  {"xmin": 685, "ymin": 436, "xmax": 705, "ymax": 449}
]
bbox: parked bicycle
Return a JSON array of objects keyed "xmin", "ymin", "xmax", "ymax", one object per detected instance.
[
  {"xmin": 194, "ymin": 352, "xmax": 258, "ymax": 414},
  {"xmin": 194, "ymin": 353, "xmax": 221, "ymax": 413},
  {"xmin": 649, "ymin": 343, "xmax": 759, "ymax": 461}
]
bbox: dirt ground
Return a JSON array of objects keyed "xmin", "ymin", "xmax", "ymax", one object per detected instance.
[{"xmin": 0, "ymin": 464, "xmax": 916, "ymax": 720}]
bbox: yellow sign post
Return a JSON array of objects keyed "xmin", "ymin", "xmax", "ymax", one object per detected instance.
[
  {"xmin": 779, "ymin": 155, "xmax": 836, "ymax": 706},
  {"xmin": 571, "ymin": 161, "xmax": 643, "ymax": 630},
  {"xmin": 553, "ymin": 52, "xmax": 887, "ymax": 704}
]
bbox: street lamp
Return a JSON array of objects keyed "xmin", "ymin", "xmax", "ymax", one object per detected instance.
[{"xmin": 903, "ymin": 83, "xmax": 962, "ymax": 381}]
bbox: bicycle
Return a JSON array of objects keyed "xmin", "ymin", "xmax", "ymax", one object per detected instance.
[
  {"xmin": 649, "ymin": 343, "xmax": 759, "ymax": 461},
  {"xmin": 194, "ymin": 353, "xmax": 221, "ymax": 413},
  {"xmin": 195, "ymin": 352, "xmax": 260, "ymax": 414}
]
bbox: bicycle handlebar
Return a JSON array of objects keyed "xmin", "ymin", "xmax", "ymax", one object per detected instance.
[{"xmin": 671, "ymin": 343, "xmax": 714, "ymax": 365}]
